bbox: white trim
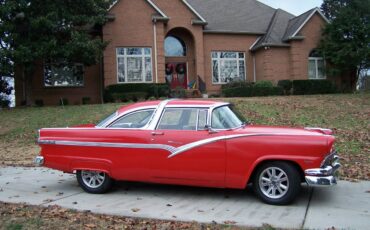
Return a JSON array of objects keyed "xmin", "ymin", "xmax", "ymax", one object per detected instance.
[
  {"xmin": 108, "ymin": 0, "xmax": 168, "ymax": 18},
  {"xmin": 108, "ymin": 0, "xmax": 119, "ymax": 11},
  {"xmin": 182, "ymin": 0, "xmax": 207, "ymax": 23},
  {"xmin": 249, "ymin": 37, "xmax": 261, "ymax": 51},
  {"xmin": 146, "ymin": 0, "xmax": 168, "ymax": 18},
  {"xmin": 292, "ymin": 8, "xmax": 330, "ymax": 38}
]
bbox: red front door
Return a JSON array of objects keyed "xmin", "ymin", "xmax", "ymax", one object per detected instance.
[{"xmin": 165, "ymin": 63, "xmax": 188, "ymax": 89}]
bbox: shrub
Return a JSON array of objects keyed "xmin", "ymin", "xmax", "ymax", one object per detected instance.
[
  {"xmin": 59, "ymin": 98, "xmax": 69, "ymax": 106},
  {"xmin": 222, "ymin": 81, "xmax": 283, "ymax": 97},
  {"xmin": 104, "ymin": 83, "xmax": 170, "ymax": 102},
  {"xmin": 293, "ymin": 80, "xmax": 337, "ymax": 95},
  {"xmin": 254, "ymin": 80, "xmax": 274, "ymax": 88},
  {"xmin": 277, "ymin": 80, "xmax": 293, "ymax": 95},
  {"xmin": 170, "ymin": 87, "xmax": 186, "ymax": 98},
  {"xmin": 82, "ymin": 97, "xmax": 91, "ymax": 105},
  {"xmin": 0, "ymin": 97, "xmax": 10, "ymax": 108},
  {"xmin": 34, "ymin": 99, "xmax": 44, "ymax": 107}
]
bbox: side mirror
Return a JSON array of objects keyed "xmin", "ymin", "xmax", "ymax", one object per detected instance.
[{"xmin": 204, "ymin": 125, "xmax": 218, "ymax": 134}]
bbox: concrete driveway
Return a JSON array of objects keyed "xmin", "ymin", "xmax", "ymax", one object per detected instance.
[{"xmin": 0, "ymin": 167, "xmax": 369, "ymax": 229}]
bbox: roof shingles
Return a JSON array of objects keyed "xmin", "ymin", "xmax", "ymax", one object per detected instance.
[{"xmin": 108, "ymin": 0, "xmax": 327, "ymax": 49}]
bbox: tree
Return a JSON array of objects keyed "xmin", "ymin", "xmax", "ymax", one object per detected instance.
[
  {"xmin": 320, "ymin": 0, "xmax": 370, "ymax": 90},
  {"xmin": 0, "ymin": 0, "xmax": 114, "ymax": 105},
  {"xmin": 0, "ymin": 77, "xmax": 13, "ymax": 107}
]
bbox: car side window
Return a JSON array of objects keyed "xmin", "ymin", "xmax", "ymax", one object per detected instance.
[
  {"xmin": 109, "ymin": 109, "xmax": 154, "ymax": 129},
  {"xmin": 198, "ymin": 109, "xmax": 208, "ymax": 130},
  {"xmin": 157, "ymin": 108, "xmax": 198, "ymax": 130}
]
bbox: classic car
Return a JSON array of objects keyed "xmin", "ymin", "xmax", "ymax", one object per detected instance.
[{"xmin": 35, "ymin": 99, "xmax": 340, "ymax": 205}]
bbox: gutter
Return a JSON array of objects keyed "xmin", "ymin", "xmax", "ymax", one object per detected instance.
[{"xmin": 203, "ymin": 30, "xmax": 266, "ymax": 36}]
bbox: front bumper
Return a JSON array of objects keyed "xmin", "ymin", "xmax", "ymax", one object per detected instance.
[
  {"xmin": 34, "ymin": 156, "xmax": 44, "ymax": 166},
  {"xmin": 305, "ymin": 151, "xmax": 340, "ymax": 186}
]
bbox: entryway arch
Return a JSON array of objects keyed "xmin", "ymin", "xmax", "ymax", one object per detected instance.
[{"xmin": 164, "ymin": 27, "xmax": 195, "ymax": 89}]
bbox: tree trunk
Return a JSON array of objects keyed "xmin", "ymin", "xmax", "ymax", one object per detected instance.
[
  {"xmin": 350, "ymin": 68, "xmax": 358, "ymax": 92},
  {"xmin": 20, "ymin": 64, "xmax": 34, "ymax": 106}
]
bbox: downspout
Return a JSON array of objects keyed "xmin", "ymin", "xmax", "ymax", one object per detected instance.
[
  {"xmin": 100, "ymin": 55, "xmax": 104, "ymax": 104},
  {"xmin": 253, "ymin": 54, "xmax": 256, "ymax": 82},
  {"xmin": 153, "ymin": 20, "xmax": 158, "ymax": 83}
]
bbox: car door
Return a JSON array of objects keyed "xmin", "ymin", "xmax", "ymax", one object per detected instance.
[
  {"xmin": 150, "ymin": 108, "xmax": 227, "ymax": 188},
  {"xmin": 102, "ymin": 109, "xmax": 157, "ymax": 182}
]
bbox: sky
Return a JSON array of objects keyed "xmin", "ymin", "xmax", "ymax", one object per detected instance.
[{"xmin": 258, "ymin": 0, "xmax": 323, "ymax": 15}]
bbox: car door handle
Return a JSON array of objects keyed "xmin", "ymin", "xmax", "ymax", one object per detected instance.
[{"xmin": 151, "ymin": 131, "xmax": 164, "ymax": 136}]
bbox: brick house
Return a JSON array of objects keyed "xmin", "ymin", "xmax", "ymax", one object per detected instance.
[{"xmin": 16, "ymin": 0, "xmax": 333, "ymax": 106}]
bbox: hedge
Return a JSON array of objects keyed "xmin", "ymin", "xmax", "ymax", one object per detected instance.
[
  {"xmin": 222, "ymin": 81, "xmax": 283, "ymax": 97},
  {"xmin": 277, "ymin": 80, "xmax": 293, "ymax": 95},
  {"xmin": 222, "ymin": 80, "xmax": 337, "ymax": 98},
  {"xmin": 292, "ymin": 80, "xmax": 337, "ymax": 95},
  {"xmin": 104, "ymin": 83, "xmax": 170, "ymax": 102}
]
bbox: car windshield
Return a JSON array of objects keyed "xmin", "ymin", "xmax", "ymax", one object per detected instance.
[
  {"xmin": 96, "ymin": 111, "xmax": 118, "ymax": 127},
  {"xmin": 211, "ymin": 105, "xmax": 247, "ymax": 129}
]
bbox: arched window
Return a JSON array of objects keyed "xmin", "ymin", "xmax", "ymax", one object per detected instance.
[
  {"xmin": 165, "ymin": 36, "xmax": 186, "ymax": 57},
  {"xmin": 308, "ymin": 50, "xmax": 326, "ymax": 79}
]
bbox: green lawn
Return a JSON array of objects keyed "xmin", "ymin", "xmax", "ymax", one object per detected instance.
[{"xmin": 0, "ymin": 94, "xmax": 369, "ymax": 180}]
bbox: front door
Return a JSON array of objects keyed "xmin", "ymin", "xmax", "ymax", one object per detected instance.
[
  {"xmin": 149, "ymin": 107, "xmax": 226, "ymax": 188},
  {"xmin": 165, "ymin": 62, "xmax": 188, "ymax": 89}
]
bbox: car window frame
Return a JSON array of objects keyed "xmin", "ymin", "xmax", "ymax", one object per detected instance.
[
  {"xmin": 156, "ymin": 107, "xmax": 209, "ymax": 131},
  {"xmin": 107, "ymin": 109, "xmax": 156, "ymax": 129},
  {"xmin": 209, "ymin": 105, "xmax": 244, "ymax": 130}
]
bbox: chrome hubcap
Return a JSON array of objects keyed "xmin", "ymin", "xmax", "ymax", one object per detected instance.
[
  {"xmin": 259, "ymin": 167, "xmax": 289, "ymax": 199},
  {"xmin": 81, "ymin": 170, "xmax": 106, "ymax": 189}
]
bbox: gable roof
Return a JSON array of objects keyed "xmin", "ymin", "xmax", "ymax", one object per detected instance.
[
  {"xmin": 282, "ymin": 8, "xmax": 329, "ymax": 41},
  {"xmin": 108, "ymin": 0, "xmax": 168, "ymax": 18},
  {"xmin": 187, "ymin": 0, "xmax": 276, "ymax": 34},
  {"xmin": 251, "ymin": 9, "xmax": 294, "ymax": 50},
  {"xmin": 181, "ymin": 0, "xmax": 207, "ymax": 23}
]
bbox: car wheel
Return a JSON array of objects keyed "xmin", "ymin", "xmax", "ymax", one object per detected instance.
[
  {"xmin": 253, "ymin": 162, "xmax": 301, "ymax": 205},
  {"xmin": 76, "ymin": 170, "xmax": 113, "ymax": 194}
]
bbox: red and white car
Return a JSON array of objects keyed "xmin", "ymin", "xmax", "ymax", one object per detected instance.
[{"xmin": 35, "ymin": 99, "xmax": 340, "ymax": 205}]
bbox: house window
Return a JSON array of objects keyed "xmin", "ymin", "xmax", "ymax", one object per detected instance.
[
  {"xmin": 211, "ymin": 52, "xmax": 246, "ymax": 84},
  {"xmin": 44, "ymin": 62, "xmax": 84, "ymax": 87},
  {"xmin": 165, "ymin": 36, "xmax": 187, "ymax": 57},
  {"xmin": 308, "ymin": 50, "xmax": 326, "ymax": 79},
  {"xmin": 116, "ymin": 47, "xmax": 153, "ymax": 83}
]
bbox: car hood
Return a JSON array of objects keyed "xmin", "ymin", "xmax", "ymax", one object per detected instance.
[{"xmin": 234, "ymin": 125, "xmax": 333, "ymax": 136}]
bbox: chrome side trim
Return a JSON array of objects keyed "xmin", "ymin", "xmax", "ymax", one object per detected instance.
[
  {"xmin": 167, "ymin": 133, "xmax": 322, "ymax": 158},
  {"xmin": 38, "ymin": 140, "xmax": 177, "ymax": 153},
  {"xmin": 305, "ymin": 127, "xmax": 332, "ymax": 133}
]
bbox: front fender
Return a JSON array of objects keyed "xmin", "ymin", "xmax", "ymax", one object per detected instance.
[{"xmin": 242, "ymin": 155, "xmax": 317, "ymax": 187}]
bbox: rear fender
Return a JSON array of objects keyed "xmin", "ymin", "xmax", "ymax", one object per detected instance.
[{"xmin": 70, "ymin": 159, "xmax": 113, "ymax": 177}]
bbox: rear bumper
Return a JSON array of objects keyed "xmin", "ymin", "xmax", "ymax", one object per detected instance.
[
  {"xmin": 305, "ymin": 151, "xmax": 340, "ymax": 187},
  {"xmin": 34, "ymin": 156, "xmax": 44, "ymax": 166}
]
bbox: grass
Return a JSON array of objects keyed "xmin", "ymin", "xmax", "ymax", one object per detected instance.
[{"xmin": 0, "ymin": 94, "xmax": 369, "ymax": 180}]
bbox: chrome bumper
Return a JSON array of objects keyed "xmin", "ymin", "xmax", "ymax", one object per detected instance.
[
  {"xmin": 34, "ymin": 156, "xmax": 44, "ymax": 166},
  {"xmin": 305, "ymin": 152, "xmax": 340, "ymax": 187}
]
